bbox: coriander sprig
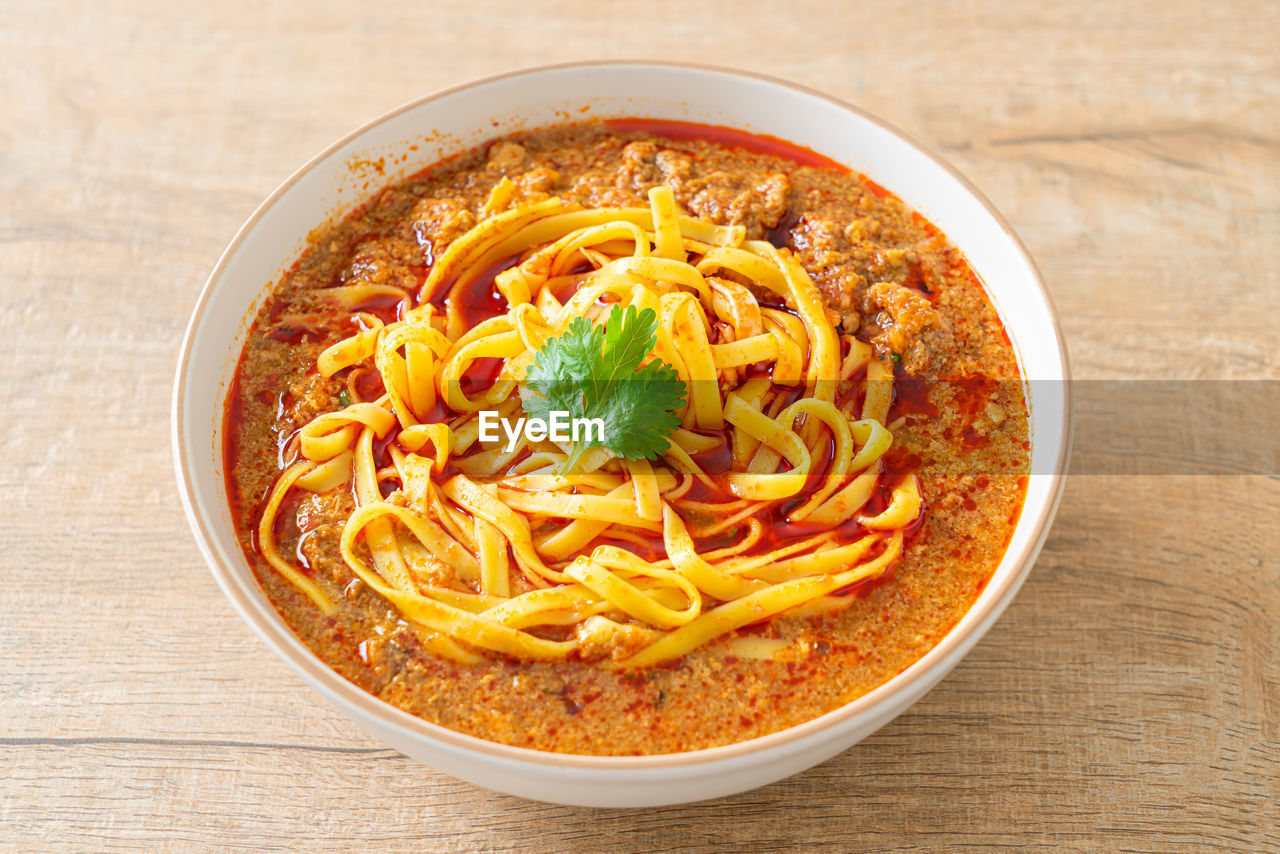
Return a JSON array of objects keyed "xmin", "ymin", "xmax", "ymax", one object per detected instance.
[{"xmin": 521, "ymin": 305, "xmax": 687, "ymax": 472}]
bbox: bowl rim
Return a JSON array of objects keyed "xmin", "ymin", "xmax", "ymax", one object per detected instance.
[{"xmin": 173, "ymin": 59, "xmax": 1072, "ymax": 770}]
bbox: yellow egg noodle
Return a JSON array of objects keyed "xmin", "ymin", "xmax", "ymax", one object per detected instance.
[{"xmin": 256, "ymin": 182, "xmax": 922, "ymax": 668}]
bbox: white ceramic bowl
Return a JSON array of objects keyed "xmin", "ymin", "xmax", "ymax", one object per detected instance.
[{"xmin": 173, "ymin": 62, "xmax": 1071, "ymax": 807}]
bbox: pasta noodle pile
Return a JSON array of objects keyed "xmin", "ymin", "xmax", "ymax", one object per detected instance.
[{"xmin": 257, "ymin": 182, "xmax": 922, "ymax": 667}]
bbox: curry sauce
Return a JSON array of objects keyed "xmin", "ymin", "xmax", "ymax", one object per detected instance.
[{"xmin": 225, "ymin": 122, "xmax": 1029, "ymax": 755}]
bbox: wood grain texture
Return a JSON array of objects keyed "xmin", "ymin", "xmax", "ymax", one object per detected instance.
[{"xmin": 1, "ymin": 0, "xmax": 1276, "ymax": 850}]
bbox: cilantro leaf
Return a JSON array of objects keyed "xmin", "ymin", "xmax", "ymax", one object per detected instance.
[{"xmin": 521, "ymin": 305, "xmax": 687, "ymax": 470}]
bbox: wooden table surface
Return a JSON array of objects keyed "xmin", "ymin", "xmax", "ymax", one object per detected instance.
[{"xmin": 2, "ymin": 1, "xmax": 1276, "ymax": 850}]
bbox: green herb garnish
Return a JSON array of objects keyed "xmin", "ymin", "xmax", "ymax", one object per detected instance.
[
  {"xmin": 338, "ymin": 388, "xmax": 352, "ymax": 407},
  {"xmin": 522, "ymin": 304, "xmax": 687, "ymax": 472}
]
